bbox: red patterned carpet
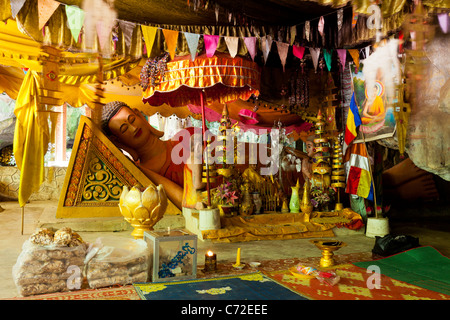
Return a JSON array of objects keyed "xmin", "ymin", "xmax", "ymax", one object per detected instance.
[
  {"xmin": 266, "ymin": 265, "xmax": 450, "ymax": 300},
  {"xmin": 14, "ymin": 251, "xmax": 430, "ymax": 300},
  {"xmin": 6, "ymin": 284, "xmax": 140, "ymax": 300}
]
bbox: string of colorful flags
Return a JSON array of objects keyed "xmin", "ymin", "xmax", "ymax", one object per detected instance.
[{"xmin": 8, "ymin": 0, "xmax": 450, "ymax": 71}]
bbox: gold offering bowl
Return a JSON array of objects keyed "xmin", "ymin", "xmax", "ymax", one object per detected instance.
[{"xmin": 310, "ymin": 239, "xmax": 347, "ymax": 268}]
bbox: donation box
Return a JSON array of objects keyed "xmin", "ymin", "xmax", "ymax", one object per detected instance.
[{"xmin": 144, "ymin": 229, "xmax": 197, "ymax": 282}]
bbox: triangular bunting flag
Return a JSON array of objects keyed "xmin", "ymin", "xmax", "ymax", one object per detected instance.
[
  {"xmin": 10, "ymin": 0, "xmax": 26, "ymax": 18},
  {"xmin": 184, "ymin": 32, "xmax": 200, "ymax": 61},
  {"xmin": 215, "ymin": 4, "xmax": 220, "ymax": 24},
  {"xmin": 363, "ymin": 46, "xmax": 370, "ymax": 59},
  {"xmin": 276, "ymin": 41, "xmax": 289, "ymax": 72},
  {"xmin": 305, "ymin": 21, "xmax": 310, "ymax": 41},
  {"xmin": 204, "ymin": 34, "xmax": 220, "ymax": 58},
  {"xmin": 118, "ymin": 20, "xmax": 136, "ymax": 52},
  {"xmin": 224, "ymin": 36, "xmax": 239, "ymax": 58},
  {"xmin": 323, "ymin": 49, "xmax": 333, "ymax": 71},
  {"xmin": 337, "ymin": 49, "xmax": 347, "ymax": 72},
  {"xmin": 290, "ymin": 25, "xmax": 297, "ymax": 45},
  {"xmin": 348, "ymin": 49, "xmax": 359, "ymax": 69},
  {"xmin": 203, "ymin": 34, "xmax": 220, "ymax": 58},
  {"xmin": 438, "ymin": 13, "xmax": 449, "ymax": 34},
  {"xmin": 244, "ymin": 37, "xmax": 257, "ymax": 61},
  {"xmin": 292, "ymin": 45, "xmax": 305, "ymax": 60},
  {"xmin": 309, "ymin": 47, "xmax": 321, "ymax": 72},
  {"xmin": 65, "ymin": 5, "xmax": 84, "ymax": 43},
  {"xmin": 352, "ymin": 10, "xmax": 358, "ymax": 29},
  {"xmin": 141, "ymin": 26, "xmax": 157, "ymax": 55},
  {"xmin": 262, "ymin": 35, "xmax": 273, "ymax": 64},
  {"xmin": 318, "ymin": 16, "xmax": 325, "ymax": 38},
  {"xmin": 38, "ymin": 0, "xmax": 60, "ymax": 30},
  {"xmin": 337, "ymin": 8, "xmax": 343, "ymax": 31},
  {"xmin": 162, "ymin": 29, "xmax": 179, "ymax": 60}
]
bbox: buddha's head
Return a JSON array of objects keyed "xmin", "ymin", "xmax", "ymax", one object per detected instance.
[{"xmin": 101, "ymin": 101, "xmax": 163, "ymax": 150}]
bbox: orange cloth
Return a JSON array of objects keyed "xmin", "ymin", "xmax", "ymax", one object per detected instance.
[{"xmin": 142, "ymin": 53, "xmax": 260, "ymax": 107}]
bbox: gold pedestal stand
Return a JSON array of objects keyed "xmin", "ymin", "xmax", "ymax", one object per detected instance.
[{"xmin": 310, "ymin": 239, "xmax": 347, "ymax": 268}]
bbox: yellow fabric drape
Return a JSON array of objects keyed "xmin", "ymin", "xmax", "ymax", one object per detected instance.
[{"xmin": 13, "ymin": 70, "xmax": 49, "ymax": 207}]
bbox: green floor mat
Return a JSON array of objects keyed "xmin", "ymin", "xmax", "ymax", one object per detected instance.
[{"xmin": 354, "ymin": 246, "xmax": 450, "ymax": 295}]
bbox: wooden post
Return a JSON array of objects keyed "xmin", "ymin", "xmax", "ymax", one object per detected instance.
[
  {"xmin": 200, "ymin": 90, "xmax": 211, "ymax": 208},
  {"xmin": 21, "ymin": 206, "xmax": 24, "ymax": 235},
  {"xmin": 361, "ymin": 132, "xmax": 379, "ymax": 219}
]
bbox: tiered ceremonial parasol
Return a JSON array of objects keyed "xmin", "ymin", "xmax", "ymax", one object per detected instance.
[{"xmin": 141, "ymin": 53, "xmax": 261, "ymax": 206}]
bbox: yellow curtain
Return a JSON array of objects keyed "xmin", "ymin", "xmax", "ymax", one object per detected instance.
[{"xmin": 13, "ymin": 70, "xmax": 49, "ymax": 207}]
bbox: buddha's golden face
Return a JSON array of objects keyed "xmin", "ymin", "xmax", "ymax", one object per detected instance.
[{"xmin": 108, "ymin": 107, "xmax": 151, "ymax": 149}]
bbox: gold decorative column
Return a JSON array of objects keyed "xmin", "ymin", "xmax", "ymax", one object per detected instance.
[
  {"xmin": 331, "ymin": 135, "xmax": 346, "ymax": 211},
  {"xmin": 312, "ymin": 109, "xmax": 331, "ymax": 190}
]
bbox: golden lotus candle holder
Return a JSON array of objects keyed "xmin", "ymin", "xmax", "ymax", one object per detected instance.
[{"xmin": 310, "ymin": 239, "xmax": 347, "ymax": 268}]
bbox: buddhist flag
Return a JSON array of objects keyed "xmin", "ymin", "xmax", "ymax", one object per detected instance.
[
  {"xmin": 162, "ymin": 29, "xmax": 179, "ymax": 60},
  {"xmin": 344, "ymin": 142, "xmax": 374, "ymax": 201},
  {"xmin": 343, "ymin": 92, "xmax": 361, "ymax": 156}
]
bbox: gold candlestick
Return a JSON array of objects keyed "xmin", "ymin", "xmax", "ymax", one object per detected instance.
[{"xmin": 310, "ymin": 239, "xmax": 347, "ymax": 268}]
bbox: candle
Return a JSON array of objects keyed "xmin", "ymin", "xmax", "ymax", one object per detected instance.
[
  {"xmin": 204, "ymin": 250, "xmax": 217, "ymax": 272},
  {"xmin": 236, "ymin": 248, "xmax": 241, "ymax": 266}
]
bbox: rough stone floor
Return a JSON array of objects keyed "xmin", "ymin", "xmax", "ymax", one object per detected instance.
[{"xmin": 1, "ymin": 200, "xmax": 449, "ymax": 299}]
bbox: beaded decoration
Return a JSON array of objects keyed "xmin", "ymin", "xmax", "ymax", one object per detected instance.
[{"xmin": 140, "ymin": 52, "xmax": 171, "ymax": 90}]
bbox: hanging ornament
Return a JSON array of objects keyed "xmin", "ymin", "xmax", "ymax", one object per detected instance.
[{"xmin": 140, "ymin": 52, "xmax": 170, "ymax": 90}]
